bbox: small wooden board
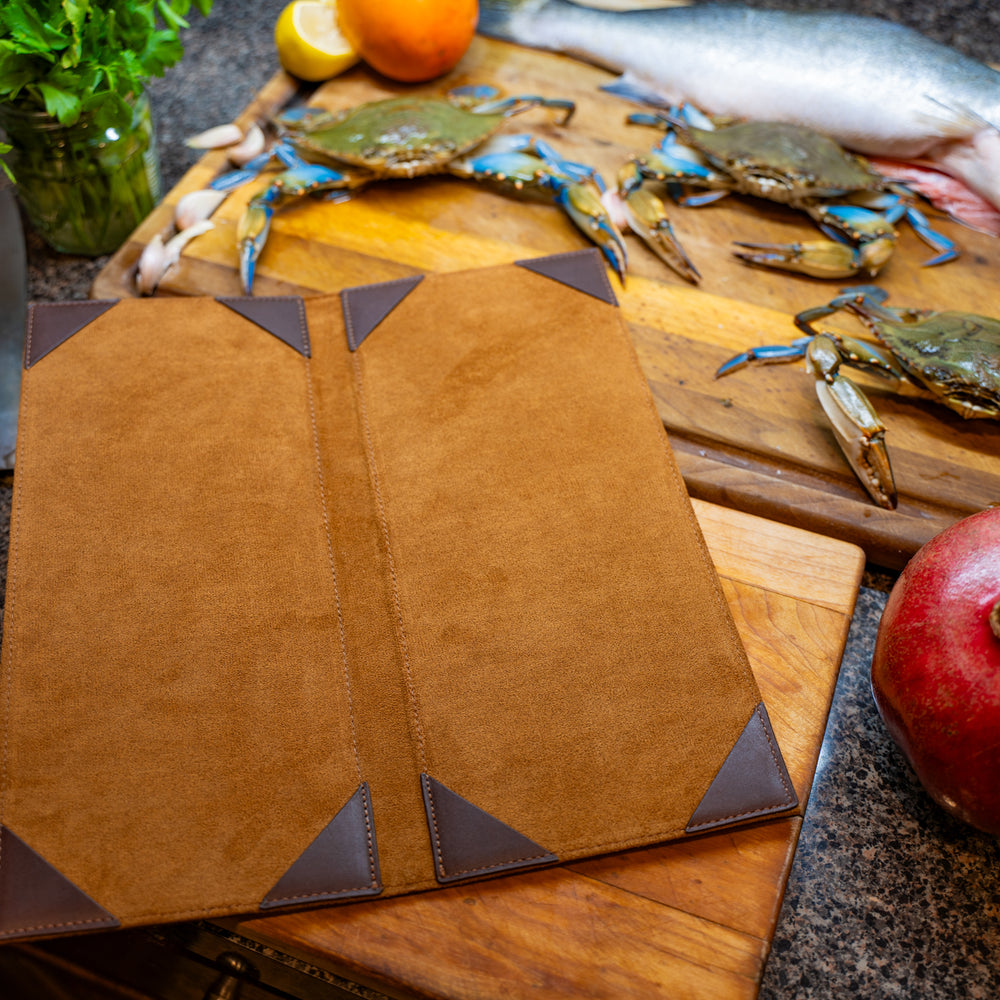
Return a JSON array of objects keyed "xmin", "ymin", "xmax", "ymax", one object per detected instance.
[
  {"xmin": 217, "ymin": 499, "xmax": 865, "ymax": 1000},
  {"xmin": 91, "ymin": 38, "xmax": 1000, "ymax": 567}
]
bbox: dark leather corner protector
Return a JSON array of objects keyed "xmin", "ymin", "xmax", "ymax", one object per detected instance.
[
  {"xmin": 685, "ymin": 702, "xmax": 798, "ymax": 834},
  {"xmin": 515, "ymin": 249, "xmax": 618, "ymax": 306},
  {"xmin": 216, "ymin": 296, "xmax": 311, "ymax": 357},
  {"xmin": 421, "ymin": 773, "xmax": 557, "ymax": 884},
  {"xmin": 25, "ymin": 300, "xmax": 118, "ymax": 369},
  {"xmin": 260, "ymin": 783, "xmax": 381, "ymax": 909},
  {"xmin": 341, "ymin": 274, "xmax": 423, "ymax": 351},
  {"xmin": 0, "ymin": 826, "xmax": 119, "ymax": 941}
]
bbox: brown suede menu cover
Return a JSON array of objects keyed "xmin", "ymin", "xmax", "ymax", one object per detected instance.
[{"xmin": 0, "ymin": 249, "xmax": 796, "ymax": 942}]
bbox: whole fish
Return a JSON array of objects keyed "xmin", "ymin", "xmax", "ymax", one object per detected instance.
[{"xmin": 477, "ymin": 0, "xmax": 1000, "ymax": 216}]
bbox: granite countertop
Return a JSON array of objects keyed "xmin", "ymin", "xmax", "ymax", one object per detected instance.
[{"xmin": 3, "ymin": 1, "xmax": 999, "ymax": 997}]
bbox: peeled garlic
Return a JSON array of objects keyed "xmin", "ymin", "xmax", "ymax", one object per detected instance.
[
  {"xmin": 163, "ymin": 220, "xmax": 214, "ymax": 262},
  {"xmin": 175, "ymin": 188, "xmax": 227, "ymax": 230},
  {"xmin": 135, "ymin": 221, "xmax": 215, "ymax": 296},
  {"xmin": 185, "ymin": 123, "xmax": 243, "ymax": 149},
  {"xmin": 228, "ymin": 124, "xmax": 266, "ymax": 166},
  {"xmin": 135, "ymin": 234, "xmax": 167, "ymax": 296}
]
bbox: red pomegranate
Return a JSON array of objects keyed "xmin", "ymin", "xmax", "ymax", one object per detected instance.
[{"xmin": 871, "ymin": 507, "xmax": 1000, "ymax": 836}]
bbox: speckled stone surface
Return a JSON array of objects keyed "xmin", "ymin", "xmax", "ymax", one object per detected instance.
[
  {"xmin": 3, "ymin": 2, "xmax": 999, "ymax": 997},
  {"xmin": 760, "ymin": 586, "xmax": 1000, "ymax": 1000}
]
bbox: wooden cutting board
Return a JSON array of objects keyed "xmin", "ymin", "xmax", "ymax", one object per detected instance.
[
  {"xmin": 91, "ymin": 37, "xmax": 1000, "ymax": 568},
  {"xmin": 215, "ymin": 499, "xmax": 864, "ymax": 1000}
]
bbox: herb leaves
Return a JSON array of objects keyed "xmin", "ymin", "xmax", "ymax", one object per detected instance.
[{"xmin": 0, "ymin": 1, "xmax": 214, "ymax": 129}]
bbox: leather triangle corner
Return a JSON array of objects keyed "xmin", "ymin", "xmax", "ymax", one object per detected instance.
[
  {"xmin": 0, "ymin": 826, "xmax": 119, "ymax": 941},
  {"xmin": 685, "ymin": 703, "xmax": 798, "ymax": 833},
  {"xmin": 260, "ymin": 783, "xmax": 381, "ymax": 909},
  {"xmin": 515, "ymin": 249, "xmax": 617, "ymax": 306},
  {"xmin": 25, "ymin": 300, "xmax": 118, "ymax": 368},
  {"xmin": 341, "ymin": 275, "xmax": 423, "ymax": 351},
  {"xmin": 216, "ymin": 296, "xmax": 310, "ymax": 357},
  {"xmin": 421, "ymin": 774, "xmax": 557, "ymax": 884}
]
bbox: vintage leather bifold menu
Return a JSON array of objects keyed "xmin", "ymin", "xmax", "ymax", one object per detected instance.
[{"xmin": 0, "ymin": 249, "xmax": 795, "ymax": 941}]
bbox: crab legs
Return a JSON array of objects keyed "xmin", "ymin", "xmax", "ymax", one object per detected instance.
[{"xmin": 211, "ymin": 88, "xmax": 644, "ymax": 294}]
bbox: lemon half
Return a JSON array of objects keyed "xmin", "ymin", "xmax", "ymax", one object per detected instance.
[{"xmin": 275, "ymin": 1, "xmax": 360, "ymax": 82}]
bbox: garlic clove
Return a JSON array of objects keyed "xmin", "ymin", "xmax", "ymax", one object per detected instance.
[
  {"xmin": 228, "ymin": 124, "xmax": 266, "ymax": 166},
  {"xmin": 163, "ymin": 220, "xmax": 215, "ymax": 266},
  {"xmin": 135, "ymin": 221, "xmax": 215, "ymax": 296},
  {"xmin": 135, "ymin": 234, "xmax": 168, "ymax": 296},
  {"xmin": 185, "ymin": 123, "xmax": 243, "ymax": 149},
  {"xmin": 175, "ymin": 189, "xmax": 227, "ymax": 230}
]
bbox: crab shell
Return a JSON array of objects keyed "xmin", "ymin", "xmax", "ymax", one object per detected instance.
[
  {"xmin": 854, "ymin": 306, "xmax": 1000, "ymax": 419},
  {"xmin": 679, "ymin": 120, "xmax": 886, "ymax": 205},
  {"xmin": 280, "ymin": 96, "xmax": 513, "ymax": 179}
]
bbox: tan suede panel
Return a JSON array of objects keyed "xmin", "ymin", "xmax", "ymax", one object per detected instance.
[
  {"xmin": 1, "ymin": 260, "xmax": 775, "ymax": 935},
  {"xmin": 302, "ymin": 295, "xmax": 434, "ymax": 895},
  {"xmin": 349, "ymin": 263, "xmax": 760, "ymax": 861},
  {"xmin": 2, "ymin": 298, "xmax": 363, "ymax": 925}
]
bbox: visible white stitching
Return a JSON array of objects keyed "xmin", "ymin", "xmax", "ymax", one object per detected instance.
[
  {"xmin": 0, "ymin": 315, "xmax": 373, "ymax": 933},
  {"xmin": 684, "ymin": 705, "xmax": 797, "ymax": 831},
  {"xmin": 4, "ymin": 915, "xmax": 118, "ymax": 936},
  {"xmin": 303, "ymin": 354, "xmax": 364, "ymax": 787},
  {"xmin": 0, "ymin": 319, "xmax": 114, "ymax": 930},
  {"xmin": 301, "ymin": 348, "xmax": 382, "ymax": 899},
  {"xmin": 295, "ymin": 296, "xmax": 310, "ymax": 356},
  {"xmin": 24, "ymin": 300, "xmax": 118, "ymax": 366},
  {"xmin": 350, "ymin": 350, "xmax": 427, "ymax": 767},
  {"xmin": 216, "ymin": 296, "xmax": 312, "ymax": 356},
  {"xmin": 422, "ymin": 775, "xmax": 447, "ymax": 878},
  {"xmin": 592, "ymin": 251, "xmax": 617, "ymax": 304},
  {"xmin": 342, "ymin": 276, "xmax": 423, "ymax": 351},
  {"xmin": 421, "ymin": 775, "xmax": 553, "ymax": 880},
  {"xmin": 265, "ymin": 786, "xmax": 380, "ymax": 902},
  {"xmin": 515, "ymin": 249, "xmax": 618, "ymax": 306},
  {"xmin": 608, "ymin": 292, "xmax": 758, "ymax": 687},
  {"xmin": 753, "ymin": 703, "xmax": 796, "ymax": 804},
  {"xmin": 300, "ymin": 352, "xmax": 380, "ymax": 897}
]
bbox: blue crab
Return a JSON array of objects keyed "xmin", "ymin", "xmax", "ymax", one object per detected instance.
[
  {"xmin": 215, "ymin": 86, "xmax": 641, "ymax": 294},
  {"xmin": 616, "ymin": 106, "xmax": 957, "ymax": 283},
  {"xmin": 715, "ymin": 287, "xmax": 1000, "ymax": 509}
]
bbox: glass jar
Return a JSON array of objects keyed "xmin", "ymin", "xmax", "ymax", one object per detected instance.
[{"xmin": 0, "ymin": 92, "xmax": 162, "ymax": 256}]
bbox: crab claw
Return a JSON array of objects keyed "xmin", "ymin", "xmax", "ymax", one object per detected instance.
[
  {"xmin": 618, "ymin": 186, "xmax": 700, "ymax": 284},
  {"xmin": 904, "ymin": 205, "xmax": 960, "ymax": 267},
  {"xmin": 237, "ymin": 192, "xmax": 276, "ymax": 294},
  {"xmin": 555, "ymin": 181, "xmax": 628, "ymax": 283},
  {"xmin": 815, "ymin": 374, "xmax": 896, "ymax": 508},
  {"xmin": 471, "ymin": 94, "xmax": 576, "ymax": 126},
  {"xmin": 236, "ymin": 164, "xmax": 353, "ymax": 292},
  {"xmin": 808, "ymin": 335, "xmax": 897, "ymax": 508},
  {"xmin": 714, "ymin": 336, "xmax": 813, "ymax": 378},
  {"xmin": 732, "ymin": 238, "xmax": 883, "ymax": 279}
]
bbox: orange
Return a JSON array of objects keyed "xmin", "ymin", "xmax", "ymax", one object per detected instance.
[{"xmin": 337, "ymin": 0, "xmax": 479, "ymax": 83}]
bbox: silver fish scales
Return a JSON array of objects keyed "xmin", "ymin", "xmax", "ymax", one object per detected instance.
[{"xmin": 477, "ymin": 0, "xmax": 1000, "ymax": 214}]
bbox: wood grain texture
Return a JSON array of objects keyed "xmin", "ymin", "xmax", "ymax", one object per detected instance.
[
  {"xmin": 219, "ymin": 501, "xmax": 864, "ymax": 1000},
  {"xmin": 91, "ymin": 37, "xmax": 1000, "ymax": 565}
]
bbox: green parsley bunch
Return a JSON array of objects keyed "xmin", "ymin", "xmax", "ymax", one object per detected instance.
[{"xmin": 0, "ymin": 0, "xmax": 214, "ymax": 131}]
